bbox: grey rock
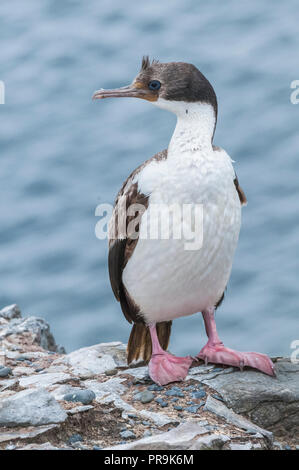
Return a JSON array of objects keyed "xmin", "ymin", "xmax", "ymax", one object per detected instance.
[
  {"xmin": 106, "ymin": 420, "xmax": 209, "ymax": 450},
  {"xmin": 173, "ymin": 405, "xmax": 183, "ymax": 411},
  {"xmin": 204, "ymin": 396, "xmax": 273, "ymax": 442},
  {"xmin": 148, "ymin": 384, "xmax": 163, "ymax": 391},
  {"xmin": 19, "ymin": 371, "xmax": 71, "ymax": 388},
  {"xmin": 229, "ymin": 442, "xmax": 253, "ymax": 450},
  {"xmin": 133, "ymin": 391, "xmax": 142, "ymax": 401},
  {"xmin": 155, "ymin": 398, "xmax": 168, "ymax": 407},
  {"xmin": 62, "ymin": 344, "xmax": 118, "ymax": 378},
  {"xmin": 190, "ymin": 433, "xmax": 230, "ymax": 450},
  {"xmin": 0, "ymin": 424, "xmax": 58, "ymax": 443},
  {"xmin": 0, "ymin": 367, "xmax": 12, "ymax": 377},
  {"xmin": 201, "ymin": 359, "xmax": 299, "ymax": 435},
  {"xmin": 139, "ymin": 409, "xmax": 176, "ymax": 426},
  {"xmin": 165, "ymin": 387, "xmax": 184, "ymax": 398},
  {"xmin": 0, "ymin": 378, "xmax": 18, "ymax": 392},
  {"xmin": 186, "ymin": 403, "xmax": 204, "ymax": 414},
  {"xmin": 120, "ymin": 430, "xmax": 136, "ymax": 439},
  {"xmin": 85, "ymin": 377, "xmax": 127, "ymax": 399},
  {"xmin": 191, "ymin": 390, "xmax": 206, "ymax": 399},
  {"xmin": 64, "ymin": 389, "xmax": 96, "ymax": 405},
  {"xmin": 12, "ymin": 366, "xmax": 32, "ymax": 376},
  {"xmin": 140, "ymin": 391, "xmax": 154, "ymax": 404},
  {"xmin": 0, "ymin": 315, "xmax": 63, "ymax": 353},
  {"xmin": 0, "ymin": 304, "xmax": 21, "ymax": 320},
  {"xmin": 68, "ymin": 433, "xmax": 83, "ymax": 444},
  {"xmin": 66, "ymin": 405, "xmax": 93, "ymax": 415},
  {"xmin": 0, "ymin": 388, "xmax": 67, "ymax": 427},
  {"xmin": 19, "ymin": 442, "xmax": 67, "ymax": 450},
  {"xmin": 105, "ymin": 368, "xmax": 118, "ymax": 376}
]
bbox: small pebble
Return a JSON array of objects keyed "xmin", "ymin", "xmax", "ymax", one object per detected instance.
[
  {"xmin": 186, "ymin": 402, "xmax": 204, "ymax": 414},
  {"xmin": 171, "ymin": 398, "xmax": 179, "ymax": 402},
  {"xmin": 34, "ymin": 367, "xmax": 45, "ymax": 373},
  {"xmin": 105, "ymin": 368, "xmax": 118, "ymax": 376},
  {"xmin": 165, "ymin": 387, "xmax": 184, "ymax": 398},
  {"xmin": 143, "ymin": 430, "xmax": 152, "ymax": 437},
  {"xmin": 132, "ymin": 378, "xmax": 145, "ymax": 385},
  {"xmin": 133, "ymin": 391, "xmax": 142, "ymax": 400},
  {"xmin": 142, "ymin": 421, "xmax": 150, "ymax": 426},
  {"xmin": 155, "ymin": 398, "xmax": 168, "ymax": 408},
  {"xmin": 93, "ymin": 446, "xmax": 102, "ymax": 450},
  {"xmin": 213, "ymin": 367, "xmax": 224, "ymax": 372},
  {"xmin": 0, "ymin": 367, "xmax": 12, "ymax": 377},
  {"xmin": 63, "ymin": 389, "xmax": 96, "ymax": 405},
  {"xmin": 140, "ymin": 390, "xmax": 154, "ymax": 404},
  {"xmin": 128, "ymin": 413, "xmax": 138, "ymax": 419},
  {"xmin": 147, "ymin": 384, "xmax": 163, "ymax": 391},
  {"xmin": 68, "ymin": 434, "xmax": 83, "ymax": 444},
  {"xmin": 285, "ymin": 445, "xmax": 291, "ymax": 450},
  {"xmin": 120, "ymin": 430, "xmax": 136, "ymax": 439},
  {"xmin": 174, "ymin": 405, "xmax": 183, "ymax": 411},
  {"xmin": 191, "ymin": 390, "xmax": 206, "ymax": 399}
]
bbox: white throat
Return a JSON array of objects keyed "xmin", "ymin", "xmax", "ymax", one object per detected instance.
[{"xmin": 154, "ymin": 99, "xmax": 216, "ymax": 157}]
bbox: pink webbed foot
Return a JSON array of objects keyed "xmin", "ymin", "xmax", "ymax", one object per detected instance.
[
  {"xmin": 149, "ymin": 351, "xmax": 193, "ymax": 386},
  {"xmin": 197, "ymin": 341, "xmax": 275, "ymax": 376}
]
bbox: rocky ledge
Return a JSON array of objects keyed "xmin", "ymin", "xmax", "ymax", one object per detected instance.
[{"xmin": 0, "ymin": 304, "xmax": 298, "ymax": 451}]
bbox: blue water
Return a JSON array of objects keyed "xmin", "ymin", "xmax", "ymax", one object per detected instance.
[{"xmin": 1, "ymin": 0, "xmax": 298, "ymax": 357}]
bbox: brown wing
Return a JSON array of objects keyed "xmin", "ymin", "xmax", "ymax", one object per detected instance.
[
  {"xmin": 233, "ymin": 174, "xmax": 247, "ymax": 206},
  {"xmin": 108, "ymin": 149, "xmax": 167, "ymax": 324}
]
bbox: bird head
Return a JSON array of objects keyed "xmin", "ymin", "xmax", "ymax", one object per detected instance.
[{"xmin": 93, "ymin": 56, "xmax": 217, "ymax": 120}]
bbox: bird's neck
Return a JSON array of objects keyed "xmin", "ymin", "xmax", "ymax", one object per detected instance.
[{"xmin": 167, "ymin": 102, "xmax": 216, "ymax": 159}]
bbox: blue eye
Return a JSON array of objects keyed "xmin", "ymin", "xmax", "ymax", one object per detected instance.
[{"xmin": 148, "ymin": 80, "xmax": 161, "ymax": 91}]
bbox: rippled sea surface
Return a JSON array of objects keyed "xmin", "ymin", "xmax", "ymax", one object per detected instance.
[{"xmin": 1, "ymin": 1, "xmax": 298, "ymax": 356}]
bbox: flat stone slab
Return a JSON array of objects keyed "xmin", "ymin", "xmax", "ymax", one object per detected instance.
[
  {"xmin": 61, "ymin": 345, "xmax": 118, "ymax": 378},
  {"xmin": 204, "ymin": 396, "xmax": 272, "ymax": 442},
  {"xmin": 199, "ymin": 359, "xmax": 299, "ymax": 435},
  {"xmin": 19, "ymin": 372, "xmax": 71, "ymax": 388},
  {"xmin": 0, "ymin": 424, "xmax": 58, "ymax": 443},
  {"xmin": 0, "ymin": 388, "xmax": 67, "ymax": 427}
]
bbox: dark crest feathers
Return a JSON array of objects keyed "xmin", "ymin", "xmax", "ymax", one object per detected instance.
[{"xmin": 141, "ymin": 56, "xmax": 159, "ymax": 71}]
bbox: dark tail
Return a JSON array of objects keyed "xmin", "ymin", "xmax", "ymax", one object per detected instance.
[{"xmin": 127, "ymin": 321, "xmax": 172, "ymax": 364}]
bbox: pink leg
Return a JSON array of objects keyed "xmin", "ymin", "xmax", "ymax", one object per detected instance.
[
  {"xmin": 197, "ymin": 307, "xmax": 275, "ymax": 376},
  {"xmin": 148, "ymin": 324, "xmax": 193, "ymax": 386}
]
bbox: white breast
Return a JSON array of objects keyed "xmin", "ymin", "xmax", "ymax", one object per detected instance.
[
  {"xmin": 122, "ymin": 102, "xmax": 241, "ymax": 325},
  {"xmin": 122, "ymin": 147, "xmax": 241, "ymax": 324}
]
